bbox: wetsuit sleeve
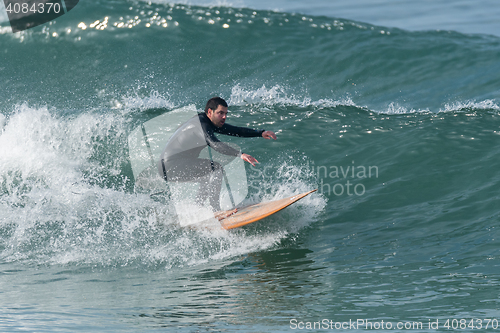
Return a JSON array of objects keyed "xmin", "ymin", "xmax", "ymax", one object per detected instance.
[
  {"xmin": 215, "ymin": 123, "xmax": 265, "ymax": 138},
  {"xmin": 199, "ymin": 113, "xmax": 265, "ymax": 157}
]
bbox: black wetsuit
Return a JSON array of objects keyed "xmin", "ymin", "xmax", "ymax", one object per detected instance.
[{"xmin": 158, "ymin": 112, "xmax": 264, "ymax": 210}]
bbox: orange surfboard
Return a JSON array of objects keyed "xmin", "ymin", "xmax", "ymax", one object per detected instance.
[{"xmin": 219, "ymin": 189, "xmax": 317, "ymax": 230}]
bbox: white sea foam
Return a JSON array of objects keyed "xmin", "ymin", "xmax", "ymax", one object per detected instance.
[
  {"xmin": 0, "ymin": 103, "xmax": 152, "ymax": 264},
  {"xmin": 373, "ymin": 100, "xmax": 500, "ymax": 115},
  {"xmin": 440, "ymin": 99, "xmax": 500, "ymax": 113},
  {"xmin": 229, "ymin": 84, "xmax": 356, "ymax": 109},
  {"xmin": 111, "ymin": 90, "xmax": 176, "ymax": 112},
  {"xmin": 0, "ymin": 113, "xmax": 5, "ymax": 131}
]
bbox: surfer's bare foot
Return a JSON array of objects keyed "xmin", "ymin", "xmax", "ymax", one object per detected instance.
[{"xmin": 214, "ymin": 208, "xmax": 237, "ymax": 221}]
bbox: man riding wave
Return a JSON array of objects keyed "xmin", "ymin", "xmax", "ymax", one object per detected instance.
[{"xmin": 158, "ymin": 97, "xmax": 276, "ymax": 213}]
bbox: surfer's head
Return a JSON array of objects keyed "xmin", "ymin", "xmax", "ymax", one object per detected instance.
[{"xmin": 205, "ymin": 97, "xmax": 228, "ymax": 127}]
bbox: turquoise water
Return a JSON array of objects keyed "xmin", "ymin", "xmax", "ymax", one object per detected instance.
[{"xmin": 1, "ymin": 0, "xmax": 500, "ymax": 331}]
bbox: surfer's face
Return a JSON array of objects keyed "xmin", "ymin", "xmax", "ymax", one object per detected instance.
[{"xmin": 207, "ymin": 105, "xmax": 228, "ymax": 127}]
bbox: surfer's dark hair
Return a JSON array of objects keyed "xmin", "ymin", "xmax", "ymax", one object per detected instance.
[{"xmin": 205, "ymin": 97, "xmax": 228, "ymax": 113}]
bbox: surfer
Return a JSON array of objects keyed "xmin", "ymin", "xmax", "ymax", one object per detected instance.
[{"xmin": 158, "ymin": 97, "xmax": 276, "ymax": 216}]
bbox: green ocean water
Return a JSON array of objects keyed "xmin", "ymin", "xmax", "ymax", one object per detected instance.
[{"xmin": 1, "ymin": 1, "xmax": 500, "ymax": 331}]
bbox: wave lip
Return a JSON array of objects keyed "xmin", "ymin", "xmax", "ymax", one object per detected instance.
[
  {"xmin": 229, "ymin": 84, "xmax": 357, "ymax": 110},
  {"xmin": 440, "ymin": 99, "xmax": 500, "ymax": 113}
]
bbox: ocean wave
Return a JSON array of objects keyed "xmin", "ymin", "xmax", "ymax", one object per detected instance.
[
  {"xmin": 1, "ymin": 0, "xmax": 498, "ymax": 113},
  {"xmin": 0, "ymin": 103, "xmax": 324, "ymax": 268}
]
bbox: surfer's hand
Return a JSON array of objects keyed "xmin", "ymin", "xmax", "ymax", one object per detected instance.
[
  {"xmin": 241, "ymin": 153, "xmax": 259, "ymax": 166},
  {"xmin": 262, "ymin": 130, "xmax": 277, "ymax": 140}
]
